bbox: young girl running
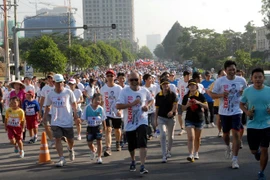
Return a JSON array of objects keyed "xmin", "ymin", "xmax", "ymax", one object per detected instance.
[
  {"xmin": 82, "ymin": 93, "xmax": 106, "ymax": 164},
  {"xmin": 5, "ymin": 96, "xmax": 26, "ymax": 158}
]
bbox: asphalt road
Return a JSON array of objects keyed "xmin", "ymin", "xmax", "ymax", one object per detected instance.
[{"xmin": 0, "ymin": 118, "xmax": 268, "ymax": 180}]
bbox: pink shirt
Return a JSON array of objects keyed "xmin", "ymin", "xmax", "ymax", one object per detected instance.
[{"xmin": 10, "ymin": 90, "xmax": 26, "ymax": 108}]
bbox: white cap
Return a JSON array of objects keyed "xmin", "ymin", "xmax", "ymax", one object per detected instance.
[{"xmin": 53, "ymin": 74, "xmax": 64, "ymax": 83}]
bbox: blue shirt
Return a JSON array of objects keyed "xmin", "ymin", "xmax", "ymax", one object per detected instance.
[
  {"xmin": 22, "ymin": 99, "xmax": 40, "ymax": 116},
  {"xmin": 201, "ymin": 79, "xmax": 214, "ymax": 102},
  {"xmin": 241, "ymin": 85, "xmax": 270, "ymax": 129},
  {"xmin": 169, "ymin": 79, "xmax": 179, "ymax": 87}
]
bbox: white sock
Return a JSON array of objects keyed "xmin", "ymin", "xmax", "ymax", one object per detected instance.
[{"xmin": 232, "ymin": 156, "xmax": 238, "ymax": 161}]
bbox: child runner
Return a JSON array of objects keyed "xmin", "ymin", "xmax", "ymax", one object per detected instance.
[
  {"xmin": 5, "ymin": 96, "xmax": 26, "ymax": 158},
  {"xmin": 22, "ymin": 90, "xmax": 40, "ymax": 144},
  {"xmin": 81, "ymin": 93, "xmax": 106, "ymax": 164}
]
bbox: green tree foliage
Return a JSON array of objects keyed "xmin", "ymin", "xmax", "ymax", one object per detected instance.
[
  {"xmin": 241, "ymin": 21, "xmax": 256, "ymax": 53},
  {"xmin": 67, "ymin": 44, "xmax": 91, "ymax": 69},
  {"xmin": 26, "ymin": 35, "xmax": 67, "ymax": 74},
  {"xmin": 153, "ymin": 44, "xmax": 166, "ymax": 60},
  {"xmin": 162, "ymin": 21, "xmax": 183, "ymax": 61},
  {"xmin": 122, "ymin": 49, "xmax": 134, "ymax": 62},
  {"xmin": 87, "ymin": 44, "xmax": 104, "ymax": 67},
  {"xmin": 137, "ymin": 46, "xmax": 153, "ymax": 59}
]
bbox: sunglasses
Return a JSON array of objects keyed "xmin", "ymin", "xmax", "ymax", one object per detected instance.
[{"xmin": 130, "ymin": 78, "xmax": 139, "ymax": 82}]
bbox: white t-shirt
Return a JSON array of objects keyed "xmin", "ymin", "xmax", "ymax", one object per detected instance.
[
  {"xmin": 44, "ymin": 88, "xmax": 76, "ymax": 127},
  {"xmin": 116, "ymin": 86, "xmax": 153, "ymax": 131},
  {"xmin": 143, "ymin": 84, "xmax": 158, "ymax": 114},
  {"xmin": 85, "ymin": 85, "xmax": 99, "ymax": 99},
  {"xmin": 100, "ymin": 84, "xmax": 123, "ymax": 118},
  {"xmin": 212, "ymin": 76, "xmax": 247, "ymax": 116},
  {"xmin": 25, "ymin": 84, "xmax": 35, "ymax": 93},
  {"xmin": 73, "ymin": 89, "xmax": 83, "ymax": 112},
  {"xmin": 41, "ymin": 85, "xmax": 55, "ymax": 100},
  {"xmin": 177, "ymin": 79, "xmax": 188, "ymax": 104},
  {"xmin": 77, "ymin": 82, "xmax": 85, "ymax": 92},
  {"xmin": 3, "ymin": 89, "xmax": 11, "ymax": 111}
]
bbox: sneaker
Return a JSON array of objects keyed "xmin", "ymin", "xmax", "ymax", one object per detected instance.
[
  {"xmin": 162, "ymin": 156, "xmax": 167, "ymax": 163},
  {"xmin": 210, "ymin": 122, "xmax": 216, "ymax": 128},
  {"xmin": 116, "ymin": 142, "xmax": 121, "ymax": 151},
  {"xmin": 232, "ymin": 159, "xmax": 239, "ymax": 169},
  {"xmin": 104, "ymin": 148, "xmax": 112, "ymax": 157},
  {"xmin": 28, "ymin": 138, "xmax": 34, "ymax": 144},
  {"xmin": 254, "ymin": 149, "xmax": 261, "ymax": 161},
  {"xmin": 218, "ymin": 131, "xmax": 223, "ymax": 137},
  {"xmin": 225, "ymin": 145, "xmax": 232, "ymax": 159},
  {"xmin": 96, "ymin": 157, "xmax": 102, "ymax": 164},
  {"xmin": 48, "ymin": 140, "xmax": 55, "ymax": 149},
  {"xmin": 194, "ymin": 153, "xmax": 199, "ymax": 160},
  {"xmin": 240, "ymin": 141, "xmax": 243, "ymax": 149},
  {"xmin": 77, "ymin": 135, "xmax": 81, "ymax": 141},
  {"xmin": 166, "ymin": 151, "xmax": 172, "ymax": 158},
  {"xmin": 129, "ymin": 163, "xmax": 136, "ymax": 172},
  {"xmin": 90, "ymin": 150, "xmax": 97, "ymax": 160},
  {"xmin": 147, "ymin": 135, "xmax": 153, "ymax": 140},
  {"xmin": 14, "ymin": 146, "xmax": 19, "ymax": 153},
  {"xmin": 33, "ymin": 136, "xmax": 38, "ymax": 143},
  {"xmin": 258, "ymin": 172, "xmax": 266, "ymax": 180},
  {"xmin": 61, "ymin": 136, "xmax": 67, "ymax": 143},
  {"xmin": 140, "ymin": 167, "xmax": 149, "ymax": 175},
  {"xmin": 187, "ymin": 155, "xmax": 195, "ymax": 162},
  {"xmin": 55, "ymin": 158, "xmax": 66, "ymax": 167},
  {"xmin": 19, "ymin": 150, "xmax": 25, "ymax": 158},
  {"xmin": 68, "ymin": 148, "xmax": 75, "ymax": 161}
]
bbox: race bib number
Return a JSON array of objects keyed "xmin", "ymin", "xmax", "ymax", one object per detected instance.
[
  {"xmin": 26, "ymin": 107, "xmax": 35, "ymax": 116},
  {"xmin": 87, "ymin": 116, "xmax": 102, "ymax": 126},
  {"xmin": 7, "ymin": 117, "xmax": 20, "ymax": 127},
  {"xmin": 52, "ymin": 97, "xmax": 66, "ymax": 108}
]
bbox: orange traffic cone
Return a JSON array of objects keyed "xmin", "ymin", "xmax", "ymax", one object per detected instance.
[{"xmin": 37, "ymin": 132, "xmax": 53, "ymax": 164}]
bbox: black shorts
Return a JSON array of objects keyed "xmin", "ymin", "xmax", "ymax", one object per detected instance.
[
  {"xmin": 106, "ymin": 117, "xmax": 122, "ymax": 129},
  {"xmin": 86, "ymin": 125, "xmax": 103, "ymax": 142},
  {"xmin": 177, "ymin": 104, "xmax": 183, "ymax": 115},
  {"xmin": 126, "ymin": 124, "xmax": 148, "ymax": 152},
  {"xmin": 247, "ymin": 127, "xmax": 270, "ymax": 150},
  {"xmin": 214, "ymin": 106, "xmax": 219, "ymax": 115},
  {"xmin": 220, "ymin": 114, "xmax": 242, "ymax": 133}
]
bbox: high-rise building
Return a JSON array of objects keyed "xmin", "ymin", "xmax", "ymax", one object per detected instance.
[
  {"xmin": 146, "ymin": 34, "xmax": 161, "ymax": 53},
  {"xmin": 256, "ymin": 26, "xmax": 269, "ymax": 52},
  {"xmin": 82, "ymin": 0, "xmax": 135, "ymax": 43},
  {"xmin": 24, "ymin": 7, "xmax": 76, "ymax": 38}
]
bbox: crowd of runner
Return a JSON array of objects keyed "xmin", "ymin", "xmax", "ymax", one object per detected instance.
[{"xmin": 1, "ymin": 60, "xmax": 270, "ymax": 180}]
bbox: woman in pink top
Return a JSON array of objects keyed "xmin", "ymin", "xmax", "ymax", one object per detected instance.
[
  {"xmin": 9, "ymin": 80, "xmax": 27, "ymax": 140},
  {"xmin": 9, "ymin": 80, "xmax": 26, "ymax": 108}
]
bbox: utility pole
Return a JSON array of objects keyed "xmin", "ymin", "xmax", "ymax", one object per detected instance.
[
  {"xmin": 68, "ymin": 0, "xmax": 72, "ymax": 73},
  {"xmin": 3, "ymin": 0, "xmax": 10, "ymax": 81}
]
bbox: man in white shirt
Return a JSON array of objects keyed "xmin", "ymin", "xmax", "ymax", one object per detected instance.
[
  {"xmin": 100, "ymin": 70, "xmax": 123, "ymax": 155},
  {"xmin": 211, "ymin": 60, "xmax": 247, "ymax": 169},
  {"xmin": 24, "ymin": 77, "xmax": 35, "ymax": 93},
  {"xmin": 43, "ymin": 74, "xmax": 80, "ymax": 167},
  {"xmin": 116, "ymin": 71, "xmax": 154, "ymax": 175}
]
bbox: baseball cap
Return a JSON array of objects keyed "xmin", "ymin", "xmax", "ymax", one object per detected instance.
[
  {"xmin": 25, "ymin": 90, "xmax": 35, "ymax": 97},
  {"xmin": 68, "ymin": 78, "xmax": 76, "ymax": 84},
  {"xmin": 187, "ymin": 79, "xmax": 198, "ymax": 88},
  {"xmin": 106, "ymin": 70, "xmax": 116, "ymax": 76},
  {"xmin": 53, "ymin": 74, "xmax": 65, "ymax": 83},
  {"xmin": 160, "ymin": 78, "xmax": 170, "ymax": 85}
]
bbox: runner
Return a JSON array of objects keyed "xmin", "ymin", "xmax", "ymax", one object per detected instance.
[
  {"xmin": 155, "ymin": 78, "xmax": 177, "ymax": 163},
  {"xmin": 177, "ymin": 70, "xmax": 190, "ymax": 135},
  {"xmin": 22, "ymin": 90, "xmax": 40, "ymax": 144},
  {"xmin": 39, "ymin": 72, "xmax": 55, "ymax": 148},
  {"xmin": 182, "ymin": 79, "xmax": 208, "ymax": 162},
  {"xmin": 100, "ymin": 70, "xmax": 123, "ymax": 155},
  {"xmin": 81, "ymin": 93, "xmax": 107, "ymax": 164},
  {"xmin": 240, "ymin": 68, "xmax": 270, "ymax": 180},
  {"xmin": 211, "ymin": 60, "xmax": 247, "ymax": 169},
  {"xmin": 43, "ymin": 74, "xmax": 80, "ymax": 167},
  {"xmin": 5, "ymin": 96, "xmax": 25, "ymax": 158},
  {"xmin": 116, "ymin": 71, "xmax": 154, "ymax": 175}
]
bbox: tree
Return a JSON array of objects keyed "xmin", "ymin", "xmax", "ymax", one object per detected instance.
[
  {"xmin": 153, "ymin": 44, "xmax": 166, "ymax": 60},
  {"xmin": 87, "ymin": 44, "xmax": 104, "ymax": 67},
  {"xmin": 241, "ymin": 21, "xmax": 256, "ymax": 53},
  {"xmin": 67, "ymin": 44, "xmax": 92, "ymax": 69},
  {"xmin": 162, "ymin": 21, "xmax": 183, "ymax": 61},
  {"xmin": 26, "ymin": 35, "xmax": 67, "ymax": 74},
  {"xmin": 137, "ymin": 46, "xmax": 153, "ymax": 59},
  {"xmin": 122, "ymin": 49, "xmax": 134, "ymax": 62}
]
